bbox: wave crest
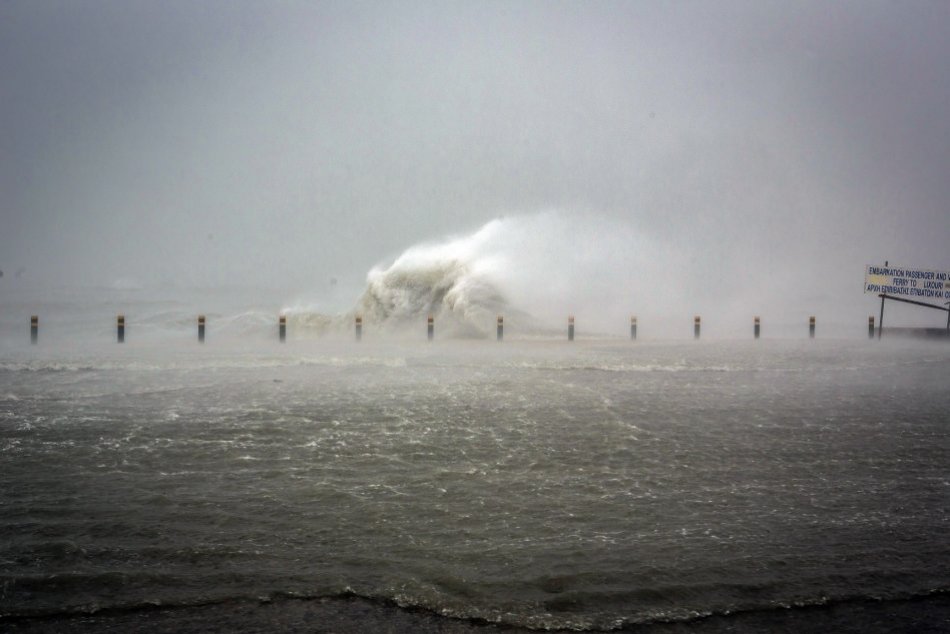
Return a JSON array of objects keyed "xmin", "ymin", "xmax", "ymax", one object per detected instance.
[
  {"xmin": 350, "ymin": 220, "xmax": 522, "ymax": 337},
  {"xmin": 286, "ymin": 211, "xmax": 672, "ymax": 338}
]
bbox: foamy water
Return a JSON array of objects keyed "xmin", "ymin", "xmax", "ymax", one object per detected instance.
[{"xmin": 2, "ymin": 330, "xmax": 948, "ymax": 632}]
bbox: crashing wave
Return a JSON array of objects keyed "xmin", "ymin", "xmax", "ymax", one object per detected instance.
[
  {"xmin": 284, "ymin": 211, "xmax": 677, "ymax": 338},
  {"xmin": 357, "ymin": 261, "xmax": 507, "ymax": 337},
  {"xmin": 354, "ymin": 221, "xmax": 522, "ymax": 337}
]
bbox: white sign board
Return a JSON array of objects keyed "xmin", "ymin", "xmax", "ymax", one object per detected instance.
[{"xmin": 865, "ymin": 265, "xmax": 950, "ymax": 301}]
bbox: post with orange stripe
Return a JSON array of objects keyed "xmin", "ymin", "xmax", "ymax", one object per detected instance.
[
  {"xmin": 568, "ymin": 316, "xmax": 575, "ymax": 341},
  {"xmin": 355, "ymin": 315, "xmax": 362, "ymax": 342},
  {"xmin": 497, "ymin": 315, "xmax": 503, "ymax": 341},
  {"xmin": 754, "ymin": 316, "xmax": 760, "ymax": 340},
  {"xmin": 279, "ymin": 315, "xmax": 286, "ymax": 342},
  {"xmin": 809, "ymin": 316, "xmax": 816, "ymax": 339},
  {"xmin": 117, "ymin": 315, "xmax": 125, "ymax": 343},
  {"xmin": 30, "ymin": 315, "xmax": 38, "ymax": 344},
  {"xmin": 427, "ymin": 314, "xmax": 434, "ymax": 341},
  {"xmin": 630, "ymin": 315, "xmax": 637, "ymax": 341},
  {"xmin": 868, "ymin": 316, "xmax": 875, "ymax": 339},
  {"xmin": 198, "ymin": 315, "xmax": 206, "ymax": 343},
  {"xmin": 694, "ymin": 315, "xmax": 701, "ymax": 340}
]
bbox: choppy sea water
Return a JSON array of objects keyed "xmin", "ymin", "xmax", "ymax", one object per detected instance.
[{"xmin": 1, "ymin": 334, "xmax": 949, "ymax": 632}]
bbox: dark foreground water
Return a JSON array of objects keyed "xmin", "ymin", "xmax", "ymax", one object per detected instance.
[{"xmin": 1, "ymin": 339, "xmax": 948, "ymax": 632}]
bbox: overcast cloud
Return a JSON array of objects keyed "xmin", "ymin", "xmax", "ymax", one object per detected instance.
[{"xmin": 1, "ymin": 1, "xmax": 948, "ymax": 325}]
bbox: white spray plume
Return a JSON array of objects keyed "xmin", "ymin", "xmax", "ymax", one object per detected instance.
[
  {"xmin": 286, "ymin": 210, "xmax": 844, "ymax": 339},
  {"xmin": 351, "ymin": 211, "xmax": 688, "ymax": 337}
]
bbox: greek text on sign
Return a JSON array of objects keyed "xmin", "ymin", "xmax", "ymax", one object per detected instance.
[{"xmin": 865, "ymin": 265, "xmax": 950, "ymax": 300}]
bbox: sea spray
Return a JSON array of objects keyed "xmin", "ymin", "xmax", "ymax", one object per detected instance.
[
  {"xmin": 285, "ymin": 211, "xmax": 685, "ymax": 338},
  {"xmin": 354, "ymin": 219, "xmax": 514, "ymax": 337}
]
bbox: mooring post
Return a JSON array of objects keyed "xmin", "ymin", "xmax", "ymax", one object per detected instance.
[
  {"xmin": 427, "ymin": 315, "xmax": 434, "ymax": 341},
  {"xmin": 568, "ymin": 316, "xmax": 575, "ymax": 341},
  {"xmin": 355, "ymin": 315, "xmax": 362, "ymax": 341},
  {"xmin": 868, "ymin": 316, "xmax": 875, "ymax": 340},
  {"xmin": 694, "ymin": 315, "xmax": 701, "ymax": 340},
  {"xmin": 809, "ymin": 316, "xmax": 816, "ymax": 339},
  {"xmin": 279, "ymin": 315, "xmax": 286, "ymax": 342},
  {"xmin": 630, "ymin": 315, "xmax": 637, "ymax": 341},
  {"xmin": 198, "ymin": 315, "xmax": 206, "ymax": 343},
  {"xmin": 117, "ymin": 315, "xmax": 125, "ymax": 343},
  {"xmin": 497, "ymin": 315, "xmax": 503, "ymax": 341},
  {"xmin": 754, "ymin": 316, "xmax": 760, "ymax": 340},
  {"xmin": 30, "ymin": 315, "xmax": 38, "ymax": 344}
]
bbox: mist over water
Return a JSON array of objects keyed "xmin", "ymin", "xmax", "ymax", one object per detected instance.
[
  {"xmin": 0, "ymin": 210, "xmax": 941, "ymax": 346},
  {"xmin": 275, "ymin": 212, "xmax": 930, "ymax": 341},
  {"xmin": 2, "ymin": 2, "xmax": 950, "ymax": 631},
  {"xmin": 348, "ymin": 212, "xmax": 685, "ymax": 339},
  {"xmin": 2, "ymin": 2, "xmax": 948, "ymax": 335}
]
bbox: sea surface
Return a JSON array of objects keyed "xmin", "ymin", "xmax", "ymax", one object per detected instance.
[{"xmin": 1, "ymin": 303, "xmax": 948, "ymax": 632}]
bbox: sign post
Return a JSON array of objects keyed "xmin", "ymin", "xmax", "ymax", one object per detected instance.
[{"xmin": 865, "ymin": 263, "xmax": 950, "ymax": 337}]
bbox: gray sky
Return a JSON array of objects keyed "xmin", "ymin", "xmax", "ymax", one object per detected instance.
[{"xmin": 2, "ymin": 1, "xmax": 948, "ymax": 322}]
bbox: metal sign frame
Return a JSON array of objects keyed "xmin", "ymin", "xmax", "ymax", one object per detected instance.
[{"xmin": 866, "ymin": 262, "xmax": 950, "ymax": 337}]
